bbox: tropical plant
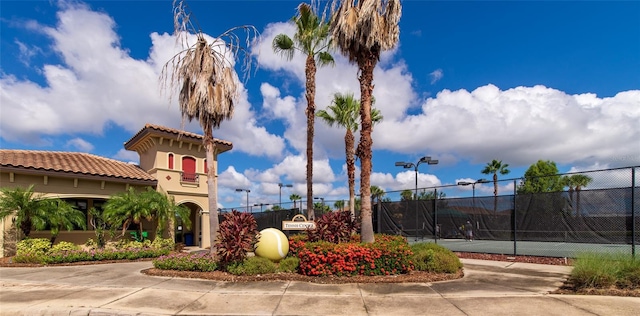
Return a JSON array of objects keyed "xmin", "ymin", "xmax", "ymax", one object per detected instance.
[
  {"xmin": 307, "ymin": 210, "xmax": 360, "ymax": 243},
  {"xmin": 215, "ymin": 210, "xmax": 259, "ymax": 267},
  {"xmin": 370, "ymin": 185, "xmax": 385, "ymax": 203},
  {"xmin": 103, "ymin": 187, "xmax": 153, "ymax": 238},
  {"xmin": 561, "ymin": 174, "xmax": 593, "ymax": 216},
  {"xmin": 333, "ymin": 200, "xmax": 345, "ymax": 211},
  {"xmin": 273, "ymin": 2, "xmax": 335, "ymax": 220},
  {"xmin": 400, "ymin": 189, "xmax": 413, "ymax": 201},
  {"xmin": 289, "ymin": 193, "xmax": 302, "ymax": 211},
  {"xmin": 145, "ymin": 189, "xmax": 191, "ymax": 240},
  {"xmin": 317, "ymin": 92, "xmax": 382, "ymax": 219},
  {"xmin": 39, "ymin": 198, "xmax": 87, "ymax": 245},
  {"xmin": 161, "ymin": 0, "xmax": 258, "ymax": 254},
  {"xmin": 417, "ymin": 190, "xmax": 446, "ymax": 200},
  {"xmin": 330, "ymin": 0, "xmax": 402, "ymax": 243},
  {"xmin": 0, "ymin": 185, "xmax": 48, "ymax": 238},
  {"xmin": 481, "ymin": 159, "xmax": 511, "ymax": 197}
]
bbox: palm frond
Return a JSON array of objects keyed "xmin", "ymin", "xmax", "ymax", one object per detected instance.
[{"xmin": 272, "ymin": 34, "xmax": 296, "ymax": 61}]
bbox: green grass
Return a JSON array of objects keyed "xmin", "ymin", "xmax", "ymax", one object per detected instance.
[{"xmin": 570, "ymin": 252, "xmax": 640, "ymax": 289}]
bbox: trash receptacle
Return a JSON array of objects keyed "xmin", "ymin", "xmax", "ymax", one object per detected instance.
[{"xmin": 185, "ymin": 233, "xmax": 193, "ymax": 246}]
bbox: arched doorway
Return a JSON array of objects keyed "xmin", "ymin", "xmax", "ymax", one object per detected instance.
[{"xmin": 175, "ymin": 202, "xmax": 200, "ymax": 246}]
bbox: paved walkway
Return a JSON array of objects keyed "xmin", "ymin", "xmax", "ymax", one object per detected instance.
[{"xmin": 0, "ymin": 259, "xmax": 638, "ymax": 315}]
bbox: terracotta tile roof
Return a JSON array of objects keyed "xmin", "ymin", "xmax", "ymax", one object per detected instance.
[
  {"xmin": 0, "ymin": 150, "xmax": 156, "ymax": 183},
  {"xmin": 124, "ymin": 123, "xmax": 233, "ymax": 148}
]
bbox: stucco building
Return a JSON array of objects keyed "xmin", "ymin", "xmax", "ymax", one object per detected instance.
[{"xmin": 0, "ymin": 124, "xmax": 232, "ymax": 256}]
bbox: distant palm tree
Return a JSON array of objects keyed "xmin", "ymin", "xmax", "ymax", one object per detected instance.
[
  {"xmin": 0, "ymin": 185, "xmax": 48, "ymax": 238},
  {"xmin": 330, "ymin": 0, "xmax": 402, "ymax": 243},
  {"xmin": 289, "ymin": 193, "xmax": 302, "ymax": 211},
  {"xmin": 161, "ymin": 0, "xmax": 258, "ymax": 254},
  {"xmin": 273, "ymin": 2, "xmax": 334, "ymax": 221},
  {"xmin": 370, "ymin": 185, "xmax": 385, "ymax": 203},
  {"xmin": 40, "ymin": 198, "xmax": 86, "ymax": 245},
  {"xmin": 562, "ymin": 174, "xmax": 593, "ymax": 216},
  {"xmin": 400, "ymin": 189, "xmax": 413, "ymax": 201},
  {"xmin": 481, "ymin": 159, "xmax": 510, "ymax": 215},
  {"xmin": 333, "ymin": 200, "xmax": 345, "ymax": 211},
  {"xmin": 317, "ymin": 92, "xmax": 382, "ymax": 219}
]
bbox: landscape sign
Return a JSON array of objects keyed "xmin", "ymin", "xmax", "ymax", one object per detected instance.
[{"xmin": 282, "ymin": 214, "xmax": 316, "ymax": 230}]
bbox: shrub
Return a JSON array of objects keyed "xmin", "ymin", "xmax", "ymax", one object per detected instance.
[
  {"xmin": 14, "ymin": 238, "xmax": 50, "ymax": 263},
  {"xmin": 227, "ymin": 256, "xmax": 277, "ymax": 275},
  {"xmin": 215, "ymin": 210, "xmax": 259, "ymax": 266},
  {"xmin": 151, "ymin": 237, "xmax": 175, "ymax": 251},
  {"xmin": 410, "ymin": 242, "xmax": 462, "ymax": 273},
  {"xmin": 297, "ymin": 234, "xmax": 413, "ymax": 276},
  {"xmin": 306, "ymin": 211, "xmax": 359, "ymax": 244},
  {"xmin": 570, "ymin": 252, "xmax": 640, "ymax": 289},
  {"xmin": 51, "ymin": 241, "xmax": 81, "ymax": 253},
  {"xmin": 153, "ymin": 252, "xmax": 217, "ymax": 272},
  {"xmin": 288, "ymin": 234, "xmax": 307, "ymax": 257},
  {"xmin": 278, "ymin": 256, "xmax": 299, "ymax": 273}
]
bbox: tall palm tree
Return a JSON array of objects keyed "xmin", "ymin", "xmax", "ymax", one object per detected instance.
[
  {"xmin": 317, "ymin": 92, "xmax": 382, "ymax": 219},
  {"xmin": 39, "ymin": 199, "xmax": 86, "ymax": 245},
  {"xmin": 161, "ymin": 0, "xmax": 257, "ymax": 254},
  {"xmin": 481, "ymin": 159, "xmax": 510, "ymax": 215},
  {"xmin": 289, "ymin": 193, "xmax": 302, "ymax": 211},
  {"xmin": 273, "ymin": 2, "xmax": 335, "ymax": 220},
  {"xmin": 0, "ymin": 185, "xmax": 48, "ymax": 238},
  {"xmin": 330, "ymin": 0, "xmax": 402, "ymax": 243}
]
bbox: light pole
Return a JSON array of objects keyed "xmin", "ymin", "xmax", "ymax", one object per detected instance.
[
  {"xmin": 456, "ymin": 178, "xmax": 489, "ymax": 198},
  {"xmin": 457, "ymin": 179, "xmax": 489, "ymax": 235},
  {"xmin": 253, "ymin": 203, "xmax": 270, "ymax": 213},
  {"xmin": 395, "ymin": 156, "xmax": 438, "ymax": 241},
  {"xmin": 235, "ymin": 188, "xmax": 250, "ymax": 213},
  {"xmin": 278, "ymin": 183, "xmax": 293, "ymax": 209}
]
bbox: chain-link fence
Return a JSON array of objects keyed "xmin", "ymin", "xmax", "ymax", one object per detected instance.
[{"xmin": 375, "ymin": 166, "xmax": 639, "ymax": 257}]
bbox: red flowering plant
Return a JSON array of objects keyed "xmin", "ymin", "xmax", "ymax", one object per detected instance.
[{"xmin": 296, "ymin": 234, "xmax": 414, "ymax": 277}]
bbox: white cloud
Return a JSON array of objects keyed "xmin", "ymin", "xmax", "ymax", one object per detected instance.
[
  {"xmin": 0, "ymin": 2, "xmax": 285, "ymax": 159},
  {"xmin": 375, "ymin": 84, "xmax": 640, "ymax": 168},
  {"xmin": 65, "ymin": 137, "xmax": 94, "ymax": 152},
  {"xmin": 429, "ymin": 68, "xmax": 443, "ymax": 84},
  {"xmin": 113, "ymin": 149, "xmax": 139, "ymax": 163}
]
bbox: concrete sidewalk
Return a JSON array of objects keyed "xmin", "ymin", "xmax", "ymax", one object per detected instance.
[{"xmin": 1, "ymin": 259, "xmax": 638, "ymax": 315}]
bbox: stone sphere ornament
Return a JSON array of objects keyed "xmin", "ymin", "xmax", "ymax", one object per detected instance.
[{"xmin": 254, "ymin": 228, "xmax": 289, "ymax": 261}]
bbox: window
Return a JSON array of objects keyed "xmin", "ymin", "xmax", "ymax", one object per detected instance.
[
  {"xmin": 168, "ymin": 153, "xmax": 174, "ymax": 169},
  {"xmin": 204, "ymin": 159, "xmax": 208, "ymax": 174},
  {"xmin": 64, "ymin": 199, "xmax": 89, "ymax": 230},
  {"xmin": 181, "ymin": 156, "xmax": 198, "ymax": 183}
]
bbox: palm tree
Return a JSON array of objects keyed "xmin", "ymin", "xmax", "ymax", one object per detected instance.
[
  {"xmin": 370, "ymin": 185, "xmax": 385, "ymax": 203},
  {"xmin": 562, "ymin": 174, "xmax": 593, "ymax": 216},
  {"xmin": 103, "ymin": 187, "xmax": 153, "ymax": 238},
  {"xmin": 330, "ymin": 0, "xmax": 402, "ymax": 243},
  {"xmin": 0, "ymin": 185, "xmax": 48, "ymax": 238},
  {"xmin": 145, "ymin": 189, "xmax": 191, "ymax": 240},
  {"xmin": 400, "ymin": 189, "xmax": 413, "ymax": 201},
  {"xmin": 481, "ymin": 159, "xmax": 510, "ymax": 215},
  {"xmin": 39, "ymin": 199, "xmax": 86, "ymax": 245},
  {"xmin": 317, "ymin": 92, "xmax": 382, "ymax": 219},
  {"xmin": 289, "ymin": 193, "xmax": 302, "ymax": 211},
  {"xmin": 333, "ymin": 200, "xmax": 345, "ymax": 211},
  {"xmin": 161, "ymin": 0, "xmax": 258, "ymax": 254},
  {"xmin": 273, "ymin": 2, "xmax": 334, "ymax": 221}
]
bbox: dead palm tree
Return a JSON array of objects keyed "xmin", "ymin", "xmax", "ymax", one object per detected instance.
[
  {"xmin": 317, "ymin": 92, "xmax": 382, "ymax": 220},
  {"xmin": 330, "ymin": 0, "xmax": 402, "ymax": 243},
  {"xmin": 160, "ymin": 0, "xmax": 258, "ymax": 254},
  {"xmin": 273, "ymin": 2, "xmax": 335, "ymax": 220}
]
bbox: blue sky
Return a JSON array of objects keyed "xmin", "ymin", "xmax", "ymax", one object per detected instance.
[{"xmin": 1, "ymin": 0, "xmax": 639, "ymax": 209}]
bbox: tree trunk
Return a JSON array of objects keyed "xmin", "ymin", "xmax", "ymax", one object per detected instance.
[
  {"xmin": 204, "ymin": 126, "xmax": 219, "ymax": 255},
  {"xmin": 493, "ymin": 173, "xmax": 498, "ymax": 216},
  {"xmin": 346, "ymin": 129, "xmax": 356, "ymax": 220},
  {"xmin": 305, "ymin": 55, "xmax": 317, "ymax": 220},
  {"xmin": 357, "ymin": 52, "xmax": 377, "ymax": 244},
  {"xmin": 20, "ymin": 218, "xmax": 32, "ymax": 237}
]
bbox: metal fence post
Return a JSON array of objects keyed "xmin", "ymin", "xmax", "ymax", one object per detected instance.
[
  {"xmin": 434, "ymin": 188, "xmax": 438, "ymax": 244},
  {"xmin": 513, "ymin": 179, "xmax": 517, "ymax": 256},
  {"xmin": 632, "ymin": 167, "xmax": 636, "ymax": 258}
]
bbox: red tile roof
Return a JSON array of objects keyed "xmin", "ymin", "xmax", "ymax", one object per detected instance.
[
  {"xmin": 0, "ymin": 150, "xmax": 156, "ymax": 183},
  {"xmin": 124, "ymin": 123, "xmax": 233, "ymax": 149}
]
